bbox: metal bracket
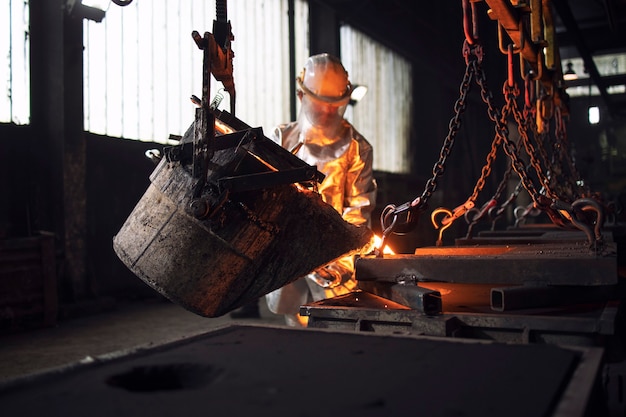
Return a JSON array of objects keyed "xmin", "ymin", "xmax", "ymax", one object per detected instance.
[
  {"xmin": 358, "ymin": 281, "xmax": 442, "ymax": 316},
  {"xmin": 218, "ymin": 166, "xmax": 319, "ymax": 193}
]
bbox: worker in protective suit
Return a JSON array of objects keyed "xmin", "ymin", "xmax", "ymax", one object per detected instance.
[{"xmin": 265, "ymin": 53, "xmax": 377, "ymax": 327}]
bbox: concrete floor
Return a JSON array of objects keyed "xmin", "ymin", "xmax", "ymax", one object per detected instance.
[{"xmin": 0, "ymin": 297, "xmax": 285, "ymax": 384}]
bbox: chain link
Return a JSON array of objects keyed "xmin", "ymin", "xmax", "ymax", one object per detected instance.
[
  {"xmin": 492, "ymin": 163, "xmax": 513, "ymax": 201},
  {"xmin": 524, "ymin": 96, "xmax": 552, "ymax": 184},
  {"xmin": 506, "ymin": 84, "xmax": 556, "ymax": 199},
  {"xmin": 472, "ymin": 58, "xmax": 549, "ymax": 210},
  {"xmin": 416, "ymin": 41, "xmax": 479, "ymax": 209},
  {"xmin": 467, "ymin": 121, "xmax": 502, "ymax": 204}
]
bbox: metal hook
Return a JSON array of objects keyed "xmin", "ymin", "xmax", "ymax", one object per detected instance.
[
  {"xmin": 572, "ymin": 197, "xmax": 605, "ymax": 242},
  {"xmin": 553, "ymin": 199, "xmax": 597, "ymax": 248},
  {"xmin": 523, "ymin": 73, "xmax": 535, "ymax": 108},
  {"xmin": 377, "ymin": 205, "xmax": 399, "ymax": 257},
  {"xmin": 431, "ymin": 208, "xmax": 454, "ymax": 246},
  {"xmin": 513, "ymin": 202, "xmax": 540, "ymax": 227},
  {"xmin": 462, "ymin": 0, "xmax": 478, "ymax": 45},
  {"xmin": 464, "ymin": 199, "xmax": 497, "ymax": 226},
  {"xmin": 507, "ymin": 44, "xmax": 515, "ymax": 88},
  {"xmin": 464, "ymin": 207, "xmax": 480, "ymax": 225}
]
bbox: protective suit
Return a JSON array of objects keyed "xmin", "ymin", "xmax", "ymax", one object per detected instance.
[{"xmin": 265, "ymin": 53, "xmax": 377, "ymax": 326}]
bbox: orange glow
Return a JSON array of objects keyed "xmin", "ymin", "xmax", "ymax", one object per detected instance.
[
  {"xmin": 373, "ymin": 235, "xmax": 395, "ymax": 255},
  {"xmin": 558, "ymin": 210, "xmax": 573, "ymax": 221},
  {"xmin": 246, "ymin": 150, "xmax": 279, "ymax": 172},
  {"xmin": 215, "ymin": 119, "xmax": 235, "ymax": 135},
  {"xmin": 413, "ymin": 246, "xmax": 511, "ymax": 256}
]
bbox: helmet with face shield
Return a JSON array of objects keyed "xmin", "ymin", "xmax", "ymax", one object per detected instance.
[{"xmin": 297, "ymin": 53, "xmax": 353, "ymax": 128}]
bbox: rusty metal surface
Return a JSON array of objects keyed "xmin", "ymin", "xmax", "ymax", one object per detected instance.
[
  {"xmin": 303, "ymin": 296, "xmax": 620, "ymax": 348},
  {"xmin": 356, "ymin": 241, "xmax": 618, "ymax": 286},
  {"xmin": 457, "ymin": 229, "xmax": 609, "ymax": 245},
  {"xmin": 483, "ymin": 0, "xmax": 564, "ymax": 93}
]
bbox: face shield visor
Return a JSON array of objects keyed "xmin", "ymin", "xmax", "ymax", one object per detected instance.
[
  {"xmin": 300, "ymin": 93, "xmax": 348, "ymax": 128},
  {"xmin": 297, "ymin": 54, "xmax": 353, "ymax": 129}
]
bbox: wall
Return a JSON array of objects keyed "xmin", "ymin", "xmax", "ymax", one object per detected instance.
[
  {"xmin": 0, "ymin": 126, "xmax": 160, "ymax": 302},
  {"xmin": 85, "ymin": 133, "xmax": 161, "ymax": 299}
]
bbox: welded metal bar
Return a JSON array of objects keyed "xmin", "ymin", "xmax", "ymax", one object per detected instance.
[{"xmin": 218, "ymin": 166, "xmax": 318, "ymax": 193}]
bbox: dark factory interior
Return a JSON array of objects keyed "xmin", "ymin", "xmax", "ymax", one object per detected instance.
[{"xmin": 2, "ymin": 0, "xmax": 626, "ymax": 416}]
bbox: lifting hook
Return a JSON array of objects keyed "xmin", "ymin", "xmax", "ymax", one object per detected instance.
[{"xmin": 431, "ymin": 208, "xmax": 454, "ymax": 247}]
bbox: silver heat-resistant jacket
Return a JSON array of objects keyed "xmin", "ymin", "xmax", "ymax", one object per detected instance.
[{"xmin": 265, "ymin": 118, "xmax": 377, "ymax": 314}]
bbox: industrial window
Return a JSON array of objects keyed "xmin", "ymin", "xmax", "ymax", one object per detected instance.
[
  {"xmin": 341, "ymin": 26, "xmax": 412, "ymax": 174},
  {"xmin": 82, "ymin": 1, "xmax": 410, "ymax": 173},
  {"xmin": 83, "ymin": 0, "xmax": 307, "ymax": 144},
  {"xmin": 562, "ymin": 53, "xmax": 626, "ymax": 97},
  {"xmin": 0, "ymin": 0, "xmax": 30, "ymax": 125}
]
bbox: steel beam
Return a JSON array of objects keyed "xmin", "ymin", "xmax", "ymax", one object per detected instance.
[
  {"xmin": 355, "ymin": 242, "xmax": 618, "ymax": 286},
  {"xmin": 483, "ymin": 0, "xmax": 569, "ymax": 110},
  {"xmin": 484, "ymin": 0, "xmax": 542, "ymax": 73},
  {"xmin": 551, "ymin": 0, "xmax": 615, "ymax": 117}
]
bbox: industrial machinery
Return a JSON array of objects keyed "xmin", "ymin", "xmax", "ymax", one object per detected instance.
[
  {"xmin": 302, "ymin": 0, "xmax": 624, "ymax": 356},
  {"xmin": 101, "ymin": 0, "xmax": 624, "ymax": 349},
  {"xmin": 4, "ymin": 1, "xmax": 620, "ymax": 416},
  {"xmin": 112, "ymin": 0, "xmax": 373, "ymax": 317},
  {"xmin": 112, "ymin": 0, "xmax": 623, "ymax": 345}
]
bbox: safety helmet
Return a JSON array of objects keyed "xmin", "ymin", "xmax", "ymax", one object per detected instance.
[{"xmin": 297, "ymin": 53, "xmax": 353, "ymax": 105}]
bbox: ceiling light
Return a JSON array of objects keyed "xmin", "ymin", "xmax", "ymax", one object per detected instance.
[
  {"xmin": 563, "ymin": 62, "xmax": 578, "ymax": 81},
  {"xmin": 588, "ymin": 106, "xmax": 600, "ymax": 124}
]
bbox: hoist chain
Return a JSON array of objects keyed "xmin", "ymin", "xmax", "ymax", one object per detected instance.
[
  {"xmin": 490, "ymin": 170, "xmax": 525, "ymax": 225},
  {"xmin": 472, "ymin": 58, "xmax": 550, "ymax": 212},
  {"xmin": 375, "ymin": 40, "xmax": 479, "ymax": 252},
  {"xmin": 426, "ymin": 42, "xmax": 494, "ymax": 242},
  {"xmin": 462, "ymin": 109, "xmax": 509, "ymax": 237},
  {"xmin": 536, "ymin": 93, "xmax": 576, "ymax": 201},
  {"xmin": 523, "ymin": 96, "xmax": 551, "ymax": 182},
  {"xmin": 478, "ymin": 76, "xmax": 538, "ymax": 230},
  {"xmin": 492, "ymin": 162, "xmax": 513, "ymax": 201},
  {"xmin": 548, "ymin": 129, "xmax": 572, "ymax": 201},
  {"xmin": 464, "ymin": 81, "xmax": 524, "ymax": 236},
  {"xmin": 526, "ymin": 96, "xmax": 571, "ymax": 202},
  {"xmin": 505, "ymin": 84, "xmax": 557, "ymax": 200},
  {"xmin": 437, "ymin": 43, "xmax": 521, "ymax": 240},
  {"xmin": 419, "ymin": 40, "xmax": 478, "ymax": 207},
  {"xmin": 467, "ymin": 117, "xmax": 502, "ymax": 204},
  {"xmin": 465, "ymin": 160, "xmax": 516, "ymax": 236}
]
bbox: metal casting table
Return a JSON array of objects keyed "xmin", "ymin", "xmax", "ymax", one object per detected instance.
[
  {"xmin": 0, "ymin": 324, "xmax": 604, "ymax": 417},
  {"xmin": 302, "ymin": 291, "xmax": 621, "ymax": 347}
]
